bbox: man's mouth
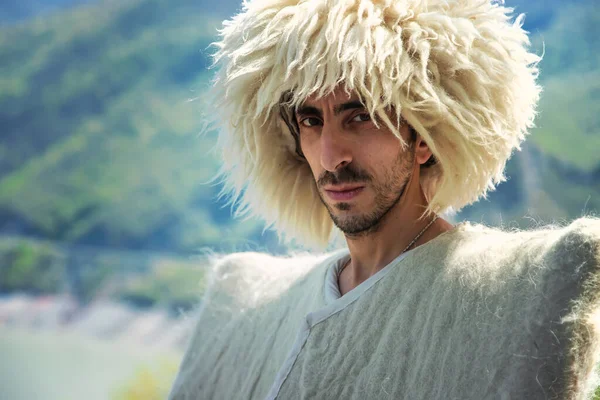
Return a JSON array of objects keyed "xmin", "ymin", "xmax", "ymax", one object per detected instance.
[{"xmin": 323, "ymin": 185, "xmax": 365, "ymax": 201}]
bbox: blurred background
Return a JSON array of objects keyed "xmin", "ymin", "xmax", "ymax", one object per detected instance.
[{"xmin": 0, "ymin": 0, "xmax": 598, "ymax": 399}]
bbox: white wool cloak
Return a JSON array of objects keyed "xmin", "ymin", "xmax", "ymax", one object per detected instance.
[{"xmin": 169, "ymin": 218, "xmax": 600, "ymax": 399}]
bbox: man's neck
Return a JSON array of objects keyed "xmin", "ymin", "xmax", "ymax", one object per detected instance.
[{"xmin": 339, "ymin": 174, "xmax": 454, "ymax": 296}]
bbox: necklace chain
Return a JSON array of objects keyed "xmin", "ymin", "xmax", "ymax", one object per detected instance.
[
  {"xmin": 338, "ymin": 215, "xmax": 439, "ymax": 278},
  {"xmin": 401, "ymin": 215, "xmax": 439, "ymax": 254}
]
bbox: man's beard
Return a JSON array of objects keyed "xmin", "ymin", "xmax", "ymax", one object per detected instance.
[{"xmin": 316, "ymin": 150, "xmax": 414, "ymax": 237}]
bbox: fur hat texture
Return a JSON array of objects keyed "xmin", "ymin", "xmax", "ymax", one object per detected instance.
[{"xmin": 207, "ymin": 0, "xmax": 542, "ymax": 248}]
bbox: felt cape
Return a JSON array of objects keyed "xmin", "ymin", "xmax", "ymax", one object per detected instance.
[{"xmin": 169, "ymin": 218, "xmax": 600, "ymax": 399}]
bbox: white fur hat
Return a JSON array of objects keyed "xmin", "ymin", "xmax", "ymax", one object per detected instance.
[{"xmin": 207, "ymin": 0, "xmax": 541, "ymax": 248}]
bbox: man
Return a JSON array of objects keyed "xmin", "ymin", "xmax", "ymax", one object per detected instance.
[
  {"xmin": 169, "ymin": 0, "xmax": 600, "ymax": 399},
  {"xmin": 288, "ymin": 87, "xmax": 455, "ymax": 295}
]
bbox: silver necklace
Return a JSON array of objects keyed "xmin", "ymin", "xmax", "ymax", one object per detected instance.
[{"xmin": 338, "ymin": 215, "xmax": 439, "ymax": 279}]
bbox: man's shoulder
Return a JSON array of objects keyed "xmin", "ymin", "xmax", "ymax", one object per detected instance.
[
  {"xmin": 211, "ymin": 250, "xmax": 335, "ymax": 279},
  {"xmin": 202, "ymin": 250, "xmax": 343, "ymax": 309},
  {"xmin": 451, "ymin": 216, "xmax": 600, "ymax": 253},
  {"xmin": 423, "ymin": 217, "xmax": 600, "ymax": 285}
]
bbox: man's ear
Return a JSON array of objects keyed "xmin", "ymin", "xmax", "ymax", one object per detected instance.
[{"xmin": 414, "ymin": 134, "xmax": 435, "ymax": 167}]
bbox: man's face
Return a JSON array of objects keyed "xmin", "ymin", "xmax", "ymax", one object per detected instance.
[{"xmin": 295, "ymin": 87, "xmax": 416, "ymax": 236}]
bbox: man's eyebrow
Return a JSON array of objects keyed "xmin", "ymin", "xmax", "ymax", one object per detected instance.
[
  {"xmin": 296, "ymin": 105, "xmax": 322, "ymax": 118},
  {"xmin": 295, "ymin": 100, "xmax": 366, "ymax": 117},
  {"xmin": 333, "ymin": 100, "xmax": 365, "ymax": 115}
]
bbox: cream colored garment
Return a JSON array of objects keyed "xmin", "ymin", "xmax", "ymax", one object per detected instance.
[{"xmin": 169, "ymin": 218, "xmax": 600, "ymax": 400}]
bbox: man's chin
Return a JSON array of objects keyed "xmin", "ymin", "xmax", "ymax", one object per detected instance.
[
  {"xmin": 331, "ymin": 211, "xmax": 370, "ymax": 230},
  {"xmin": 332, "ymin": 216, "xmax": 380, "ymax": 236},
  {"xmin": 321, "ymin": 196, "xmax": 374, "ymax": 225}
]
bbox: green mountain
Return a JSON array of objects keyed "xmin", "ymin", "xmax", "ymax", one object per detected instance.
[
  {"xmin": 0, "ymin": 0, "xmax": 274, "ymax": 253},
  {"xmin": 0, "ymin": 0, "xmax": 598, "ymax": 255},
  {"xmin": 526, "ymin": 2, "xmax": 600, "ymax": 170},
  {"xmin": 459, "ymin": 1, "xmax": 600, "ymax": 224}
]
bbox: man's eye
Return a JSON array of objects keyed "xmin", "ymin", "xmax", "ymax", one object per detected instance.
[
  {"xmin": 300, "ymin": 117, "xmax": 321, "ymax": 127},
  {"xmin": 351, "ymin": 113, "xmax": 371, "ymax": 123}
]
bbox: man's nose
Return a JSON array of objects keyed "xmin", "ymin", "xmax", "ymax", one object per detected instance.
[{"xmin": 320, "ymin": 123, "xmax": 352, "ymax": 172}]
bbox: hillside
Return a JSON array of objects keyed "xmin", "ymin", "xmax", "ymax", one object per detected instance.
[
  {"xmin": 0, "ymin": 0, "xmax": 598, "ymax": 255},
  {"xmin": 0, "ymin": 0, "xmax": 280, "ymax": 253},
  {"xmin": 458, "ymin": 0, "xmax": 600, "ymax": 224}
]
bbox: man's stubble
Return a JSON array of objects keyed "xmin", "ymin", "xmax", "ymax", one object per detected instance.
[{"xmin": 316, "ymin": 147, "xmax": 415, "ymax": 237}]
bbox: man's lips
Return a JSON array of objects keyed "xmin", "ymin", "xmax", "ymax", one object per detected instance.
[{"xmin": 323, "ymin": 185, "xmax": 365, "ymax": 201}]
